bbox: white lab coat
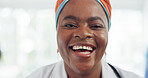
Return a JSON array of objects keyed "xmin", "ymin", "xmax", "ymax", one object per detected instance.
[{"xmin": 26, "ymin": 60, "xmax": 143, "ymax": 78}]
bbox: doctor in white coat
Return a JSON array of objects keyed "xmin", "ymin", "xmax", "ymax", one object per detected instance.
[{"xmin": 26, "ymin": 0, "xmax": 143, "ymax": 78}]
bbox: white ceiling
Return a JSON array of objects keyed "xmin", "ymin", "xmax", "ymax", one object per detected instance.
[{"xmin": 0, "ymin": 0, "xmax": 144, "ymax": 10}]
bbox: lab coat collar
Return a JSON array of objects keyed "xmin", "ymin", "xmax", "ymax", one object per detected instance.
[
  {"xmin": 50, "ymin": 60, "xmax": 117, "ymax": 78},
  {"xmin": 50, "ymin": 60, "xmax": 67, "ymax": 78},
  {"xmin": 101, "ymin": 60, "xmax": 117, "ymax": 78}
]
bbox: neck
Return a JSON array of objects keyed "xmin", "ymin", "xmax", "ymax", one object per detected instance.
[{"xmin": 65, "ymin": 62, "xmax": 102, "ymax": 78}]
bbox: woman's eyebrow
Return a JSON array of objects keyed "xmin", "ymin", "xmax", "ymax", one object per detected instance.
[
  {"xmin": 63, "ymin": 15, "xmax": 80, "ymax": 21},
  {"xmin": 87, "ymin": 17, "xmax": 104, "ymax": 24}
]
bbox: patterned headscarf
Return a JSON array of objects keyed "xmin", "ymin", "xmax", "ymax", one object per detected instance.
[{"xmin": 55, "ymin": 0, "xmax": 112, "ymax": 30}]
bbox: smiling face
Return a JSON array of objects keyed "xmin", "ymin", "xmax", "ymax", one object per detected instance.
[{"xmin": 57, "ymin": 0, "xmax": 108, "ymax": 75}]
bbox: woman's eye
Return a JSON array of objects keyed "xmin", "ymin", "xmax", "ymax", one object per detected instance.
[
  {"xmin": 64, "ymin": 24, "xmax": 77, "ymax": 29},
  {"xmin": 90, "ymin": 25, "xmax": 103, "ymax": 29}
]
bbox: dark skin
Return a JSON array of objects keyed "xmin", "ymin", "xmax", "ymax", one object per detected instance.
[{"xmin": 57, "ymin": 0, "xmax": 108, "ymax": 78}]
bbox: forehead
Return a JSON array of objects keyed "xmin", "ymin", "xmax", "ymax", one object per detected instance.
[{"xmin": 58, "ymin": 0, "xmax": 108, "ymax": 25}]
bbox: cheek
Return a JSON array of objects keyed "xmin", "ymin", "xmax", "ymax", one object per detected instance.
[
  {"xmin": 95, "ymin": 32, "xmax": 108, "ymax": 54},
  {"xmin": 57, "ymin": 30, "xmax": 69, "ymax": 50},
  {"xmin": 57, "ymin": 29, "xmax": 73, "ymax": 56},
  {"xmin": 100, "ymin": 33, "xmax": 108, "ymax": 46}
]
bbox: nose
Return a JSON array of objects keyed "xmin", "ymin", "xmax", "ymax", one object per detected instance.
[{"xmin": 73, "ymin": 26, "xmax": 93, "ymax": 40}]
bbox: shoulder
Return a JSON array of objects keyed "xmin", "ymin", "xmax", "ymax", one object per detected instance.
[
  {"xmin": 115, "ymin": 66, "xmax": 143, "ymax": 78},
  {"xmin": 25, "ymin": 61, "xmax": 63, "ymax": 78},
  {"xmin": 101, "ymin": 60, "xmax": 143, "ymax": 78}
]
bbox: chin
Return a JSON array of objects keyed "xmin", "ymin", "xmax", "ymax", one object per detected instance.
[{"xmin": 71, "ymin": 60, "xmax": 95, "ymax": 75}]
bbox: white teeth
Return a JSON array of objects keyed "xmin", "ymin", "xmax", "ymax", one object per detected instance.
[
  {"xmin": 83, "ymin": 46, "xmax": 87, "ymax": 49},
  {"xmin": 76, "ymin": 46, "xmax": 78, "ymax": 49},
  {"xmin": 79, "ymin": 52, "xmax": 90, "ymax": 54},
  {"xmin": 72, "ymin": 46, "xmax": 93, "ymax": 51},
  {"xmin": 73, "ymin": 46, "xmax": 76, "ymax": 50},
  {"xmin": 79, "ymin": 46, "xmax": 82, "ymax": 49},
  {"xmin": 88, "ymin": 47, "xmax": 93, "ymax": 50},
  {"xmin": 86, "ymin": 47, "xmax": 89, "ymax": 50}
]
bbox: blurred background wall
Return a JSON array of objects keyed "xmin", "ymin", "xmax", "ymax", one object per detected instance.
[{"xmin": 0, "ymin": 0, "xmax": 147, "ymax": 78}]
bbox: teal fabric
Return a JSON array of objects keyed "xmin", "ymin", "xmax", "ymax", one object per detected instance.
[
  {"xmin": 96, "ymin": 0, "xmax": 111, "ymax": 30},
  {"xmin": 56, "ymin": 0, "xmax": 69, "ymax": 28}
]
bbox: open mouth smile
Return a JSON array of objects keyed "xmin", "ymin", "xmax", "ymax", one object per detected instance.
[{"xmin": 69, "ymin": 44, "xmax": 96, "ymax": 58}]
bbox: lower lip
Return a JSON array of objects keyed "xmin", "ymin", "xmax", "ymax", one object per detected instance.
[{"xmin": 72, "ymin": 51, "xmax": 93, "ymax": 58}]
